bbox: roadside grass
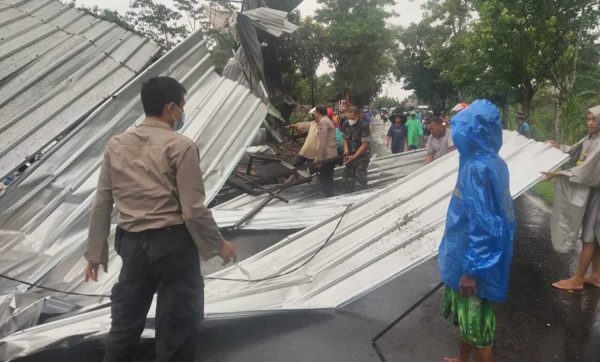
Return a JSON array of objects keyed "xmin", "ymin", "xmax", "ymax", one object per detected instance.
[{"xmin": 531, "ymin": 181, "xmax": 555, "ymax": 206}]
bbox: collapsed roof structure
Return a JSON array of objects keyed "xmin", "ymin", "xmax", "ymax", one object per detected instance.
[
  {"xmin": 0, "ymin": 25, "xmax": 268, "ymax": 338},
  {"xmin": 212, "ymin": 150, "xmax": 427, "ymax": 230},
  {"xmin": 0, "ymin": 0, "xmax": 161, "ymax": 180},
  {"xmin": 0, "ymin": 131, "xmax": 568, "ymax": 359},
  {"xmin": 0, "ymin": 1, "xmax": 572, "ymax": 360},
  {"xmin": 0, "ymin": 1, "xmax": 303, "ymax": 357}
]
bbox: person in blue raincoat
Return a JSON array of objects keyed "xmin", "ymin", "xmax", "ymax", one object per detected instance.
[{"xmin": 438, "ymin": 99, "xmax": 516, "ymax": 362}]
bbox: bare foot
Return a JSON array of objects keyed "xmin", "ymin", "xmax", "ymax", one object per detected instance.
[
  {"xmin": 552, "ymin": 277, "xmax": 584, "ymax": 291},
  {"xmin": 583, "ymin": 275, "xmax": 600, "ymax": 288},
  {"xmin": 443, "ymin": 358, "xmax": 460, "ymax": 362}
]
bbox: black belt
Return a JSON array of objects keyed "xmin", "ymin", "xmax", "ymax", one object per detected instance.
[
  {"xmin": 117, "ymin": 224, "xmax": 186, "ymax": 238},
  {"xmin": 115, "ymin": 224, "xmax": 195, "ymax": 261}
]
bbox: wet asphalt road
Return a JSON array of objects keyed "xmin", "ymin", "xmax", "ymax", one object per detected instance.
[
  {"xmin": 18, "ymin": 228, "xmax": 441, "ymax": 362},
  {"xmin": 17, "ymin": 119, "xmax": 600, "ymax": 361},
  {"xmin": 18, "ymin": 197, "xmax": 600, "ymax": 362},
  {"xmin": 377, "ymin": 195, "xmax": 600, "ymax": 362}
]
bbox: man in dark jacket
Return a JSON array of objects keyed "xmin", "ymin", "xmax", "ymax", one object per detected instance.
[{"xmin": 342, "ymin": 106, "xmax": 371, "ymax": 192}]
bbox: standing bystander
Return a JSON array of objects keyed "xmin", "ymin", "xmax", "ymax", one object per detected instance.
[
  {"xmin": 542, "ymin": 105, "xmax": 600, "ymax": 290},
  {"xmin": 84, "ymin": 77, "xmax": 236, "ymax": 361},
  {"xmin": 313, "ymin": 105, "xmax": 338, "ymax": 197},
  {"xmin": 438, "ymin": 100, "xmax": 516, "ymax": 362},
  {"xmin": 288, "ymin": 109, "xmax": 319, "ymax": 167},
  {"xmin": 386, "ymin": 112, "xmax": 408, "ymax": 154},
  {"xmin": 516, "ymin": 111, "xmax": 532, "ymax": 138},
  {"xmin": 425, "ymin": 117, "xmax": 455, "ymax": 164},
  {"xmin": 342, "ymin": 106, "xmax": 371, "ymax": 192},
  {"xmin": 406, "ymin": 112, "xmax": 423, "ymax": 150}
]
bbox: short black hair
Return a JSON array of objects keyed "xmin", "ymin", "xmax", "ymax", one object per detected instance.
[
  {"xmin": 141, "ymin": 76, "xmax": 187, "ymax": 117},
  {"xmin": 430, "ymin": 116, "xmax": 444, "ymax": 125},
  {"xmin": 315, "ymin": 105, "xmax": 327, "ymax": 116}
]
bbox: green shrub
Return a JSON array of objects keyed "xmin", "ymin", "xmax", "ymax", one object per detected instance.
[{"xmin": 531, "ymin": 181, "xmax": 555, "ymax": 206}]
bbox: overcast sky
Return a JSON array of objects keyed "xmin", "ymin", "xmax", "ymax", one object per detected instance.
[{"xmin": 75, "ymin": 0, "xmax": 425, "ymax": 100}]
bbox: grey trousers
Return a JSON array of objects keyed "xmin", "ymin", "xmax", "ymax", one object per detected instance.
[
  {"xmin": 582, "ymin": 188, "xmax": 600, "ymax": 244},
  {"xmin": 104, "ymin": 224, "xmax": 203, "ymax": 362}
]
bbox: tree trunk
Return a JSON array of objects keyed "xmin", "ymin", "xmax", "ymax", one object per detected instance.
[
  {"xmin": 310, "ymin": 75, "xmax": 315, "ymax": 107},
  {"xmin": 521, "ymin": 80, "xmax": 534, "ymax": 118},
  {"xmin": 502, "ymin": 102, "xmax": 509, "ymax": 130},
  {"xmin": 554, "ymin": 92, "xmax": 565, "ymax": 142}
]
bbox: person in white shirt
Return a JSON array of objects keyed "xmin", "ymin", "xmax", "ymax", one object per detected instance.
[{"xmin": 425, "ymin": 117, "xmax": 455, "ymax": 164}]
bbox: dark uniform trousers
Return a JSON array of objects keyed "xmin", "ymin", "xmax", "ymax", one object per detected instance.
[
  {"xmin": 294, "ymin": 156, "xmax": 335, "ymax": 197},
  {"xmin": 343, "ymin": 154, "xmax": 371, "ymax": 193},
  {"xmin": 319, "ymin": 160, "xmax": 335, "ymax": 197},
  {"xmin": 104, "ymin": 224, "xmax": 203, "ymax": 362}
]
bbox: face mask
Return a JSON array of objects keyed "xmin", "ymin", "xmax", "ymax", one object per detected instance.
[
  {"xmin": 348, "ymin": 119, "xmax": 357, "ymax": 126},
  {"xmin": 172, "ymin": 105, "xmax": 186, "ymax": 131}
]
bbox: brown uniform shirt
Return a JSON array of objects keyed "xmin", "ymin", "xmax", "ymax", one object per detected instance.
[
  {"xmin": 315, "ymin": 116, "xmax": 338, "ymax": 162},
  {"xmin": 85, "ymin": 119, "xmax": 224, "ymax": 265}
]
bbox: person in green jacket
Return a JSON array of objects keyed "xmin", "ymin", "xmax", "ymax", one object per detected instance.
[{"xmin": 406, "ymin": 112, "xmax": 423, "ymax": 150}]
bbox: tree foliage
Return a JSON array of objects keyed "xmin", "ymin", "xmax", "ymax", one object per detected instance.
[
  {"xmin": 288, "ymin": 18, "xmax": 325, "ymax": 80},
  {"xmin": 76, "ymin": 4, "xmax": 139, "ymax": 34},
  {"xmin": 266, "ymin": 12, "xmax": 333, "ymax": 111},
  {"xmin": 316, "ymin": 0, "xmax": 396, "ymax": 106},
  {"xmin": 394, "ymin": 0, "xmax": 599, "ymax": 141},
  {"xmin": 371, "ymin": 96, "xmax": 400, "ymax": 109},
  {"xmin": 395, "ymin": 21, "xmax": 456, "ymax": 114},
  {"xmin": 173, "ymin": 0, "xmax": 205, "ymax": 32},
  {"xmin": 294, "ymin": 74, "xmax": 336, "ymax": 105},
  {"xmin": 127, "ymin": 0, "xmax": 188, "ymax": 50},
  {"xmin": 467, "ymin": 0, "xmax": 599, "ymax": 138},
  {"xmin": 280, "ymin": 17, "xmax": 327, "ymax": 105}
]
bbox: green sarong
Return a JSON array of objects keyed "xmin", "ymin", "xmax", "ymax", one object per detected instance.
[{"xmin": 441, "ymin": 286, "xmax": 495, "ymax": 348}]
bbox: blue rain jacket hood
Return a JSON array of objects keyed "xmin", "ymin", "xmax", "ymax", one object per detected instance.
[{"xmin": 438, "ymin": 99, "xmax": 516, "ymax": 303}]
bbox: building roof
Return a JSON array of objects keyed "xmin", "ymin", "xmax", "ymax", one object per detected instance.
[{"xmin": 0, "ymin": 0, "xmax": 161, "ymax": 178}]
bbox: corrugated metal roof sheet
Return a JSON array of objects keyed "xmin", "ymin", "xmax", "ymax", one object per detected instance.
[
  {"xmin": 0, "ymin": 0, "xmax": 161, "ymax": 178},
  {"xmin": 0, "ymin": 27, "xmax": 267, "ymax": 342},
  {"xmin": 212, "ymin": 150, "xmax": 428, "ymax": 230},
  {"xmin": 213, "ymin": 188, "xmax": 380, "ymax": 230},
  {"xmin": 243, "ymin": 7, "xmax": 298, "ymax": 37},
  {"xmin": 201, "ymin": 132, "xmax": 569, "ymax": 315},
  {"xmin": 216, "ymin": 149, "xmax": 426, "ymax": 211},
  {"xmin": 0, "ymin": 132, "xmax": 569, "ymax": 359}
]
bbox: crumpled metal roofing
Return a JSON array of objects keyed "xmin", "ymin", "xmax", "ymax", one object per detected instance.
[
  {"xmin": 212, "ymin": 150, "xmax": 427, "ymax": 229},
  {"xmin": 216, "ymin": 149, "xmax": 426, "ymax": 211},
  {"xmin": 221, "ymin": 6, "xmax": 298, "ymax": 103},
  {"xmin": 0, "ymin": 132, "xmax": 568, "ymax": 359},
  {"xmin": 0, "ymin": 0, "xmax": 161, "ymax": 179},
  {"xmin": 0, "ymin": 27, "xmax": 267, "ymax": 344},
  {"xmin": 243, "ymin": 7, "xmax": 298, "ymax": 37},
  {"xmin": 213, "ymin": 188, "xmax": 379, "ymax": 230}
]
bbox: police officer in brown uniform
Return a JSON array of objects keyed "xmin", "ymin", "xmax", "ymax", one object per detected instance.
[{"xmin": 84, "ymin": 76, "xmax": 237, "ymax": 361}]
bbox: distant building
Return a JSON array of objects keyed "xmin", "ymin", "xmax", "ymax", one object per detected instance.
[{"xmin": 401, "ymin": 95, "xmax": 419, "ymax": 110}]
